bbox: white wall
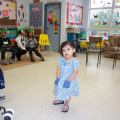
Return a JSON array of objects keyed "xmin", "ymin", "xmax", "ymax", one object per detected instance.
[{"xmin": 82, "ymin": 0, "xmax": 89, "ymax": 39}]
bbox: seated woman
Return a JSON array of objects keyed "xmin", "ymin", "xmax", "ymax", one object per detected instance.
[
  {"xmin": 25, "ymin": 29, "xmax": 44, "ymax": 62},
  {"xmin": 0, "ymin": 28, "xmax": 17, "ymax": 65},
  {"xmin": 14, "ymin": 28, "xmax": 27, "ymax": 61}
]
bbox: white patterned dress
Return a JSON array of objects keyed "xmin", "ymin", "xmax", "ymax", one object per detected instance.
[{"xmin": 54, "ymin": 57, "xmax": 79, "ymax": 101}]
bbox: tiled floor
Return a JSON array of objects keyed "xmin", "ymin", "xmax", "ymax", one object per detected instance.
[{"xmin": 0, "ymin": 51, "xmax": 120, "ymax": 120}]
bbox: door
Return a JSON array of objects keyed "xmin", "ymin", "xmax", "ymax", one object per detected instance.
[{"xmin": 44, "ymin": 2, "xmax": 61, "ymax": 52}]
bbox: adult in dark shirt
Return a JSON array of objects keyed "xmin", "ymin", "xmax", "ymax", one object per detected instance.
[{"xmin": 0, "ymin": 28, "xmax": 17, "ymax": 65}]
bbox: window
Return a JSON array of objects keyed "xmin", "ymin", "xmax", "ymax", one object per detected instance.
[{"xmin": 89, "ymin": 0, "xmax": 120, "ymax": 39}]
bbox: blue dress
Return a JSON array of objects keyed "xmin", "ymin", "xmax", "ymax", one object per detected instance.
[
  {"xmin": 0, "ymin": 68, "xmax": 5, "ymax": 89},
  {"xmin": 54, "ymin": 57, "xmax": 79, "ymax": 101}
]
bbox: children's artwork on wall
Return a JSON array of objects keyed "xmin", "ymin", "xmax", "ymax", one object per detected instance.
[
  {"xmin": 94, "ymin": 14, "xmax": 98, "ymax": 18},
  {"xmin": 17, "ymin": 4, "xmax": 27, "ymax": 26},
  {"xmin": 103, "ymin": 21, "xmax": 108, "ymax": 25},
  {"xmin": 33, "ymin": 0, "xmax": 40, "ymax": 3},
  {"xmin": 29, "ymin": 2, "xmax": 43, "ymax": 28},
  {"xmin": 66, "ymin": 2, "xmax": 83, "ymax": 25},
  {"xmin": 0, "ymin": 0, "xmax": 17, "ymax": 28},
  {"xmin": 6, "ymin": 29, "xmax": 17, "ymax": 39},
  {"xmin": 48, "ymin": 11, "xmax": 56, "ymax": 25}
]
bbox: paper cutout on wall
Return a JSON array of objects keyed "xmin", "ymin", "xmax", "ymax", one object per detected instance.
[
  {"xmin": 116, "ymin": 12, "xmax": 119, "ymax": 17},
  {"xmin": 95, "ymin": 19, "xmax": 99, "ymax": 25},
  {"xmin": 91, "ymin": 32, "xmax": 95, "ymax": 36},
  {"xmin": 104, "ymin": 13, "xmax": 107, "ymax": 18},
  {"xmin": 104, "ymin": 32, "xmax": 107, "ymax": 37},
  {"xmin": 54, "ymin": 21, "xmax": 58, "ymax": 34},
  {"xmin": 97, "ymin": 32, "xmax": 101, "ymax": 37},
  {"xmin": 94, "ymin": 14, "xmax": 98, "ymax": 18},
  {"xmin": 48, "ymin": 11, "xmax": 56, "ymax": 24},
  {"xmin": 116, "ymin": 21, "xmax": 120, "ymax": 25},
  {"xmin": 103, "ymin": 21, "xmax": 108, "ymax": 25}
]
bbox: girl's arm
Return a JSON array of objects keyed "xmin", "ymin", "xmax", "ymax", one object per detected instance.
[
  {"xmin": 67, "ymin": 69, "xmax": 78, "ymax": 82},
  {"xmin": 32, "ymin": 38, "xmax": 37, "ymax": 45},
  {"xmin": 56, "ymin": 65, "xmax": 60, "ymax": 78}
]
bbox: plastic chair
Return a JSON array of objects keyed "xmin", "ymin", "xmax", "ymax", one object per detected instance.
[
  {"xmin": 86, "ymin": 37, "xmax": 102, "ymax": 67},
  {"xmin": 80, "ymin": 41, "xmax": 88, "ymax": 52},
  {"xmin": 38, "ymin": 34, "xmax": 52, "ymax": 55}
]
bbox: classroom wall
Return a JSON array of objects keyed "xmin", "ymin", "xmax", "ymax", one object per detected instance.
[{"xmin": 16, "ymin": 0, "xmax": 84, "ymax": 44}]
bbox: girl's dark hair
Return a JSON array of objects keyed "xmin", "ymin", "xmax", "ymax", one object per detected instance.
[
  {"xmin": 18, "ymin": 30, "xmax": 22, "ymax": 35},
  {"xmin": 60, "ymin": 41, "xmax": 76, "ymax": 57},
  {"xmin": 27, "ymin": 32, "xmax": 34, "ymax": 39}
]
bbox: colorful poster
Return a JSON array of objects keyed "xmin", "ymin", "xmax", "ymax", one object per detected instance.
[
  {"xmin": 66, "ymin": 3, "xmax": 83, "ymax": 25},
  {"xmin": 0, "ymin": 0, "xmax": 17, "ymax": 28},
  {"xmin": 29, "ymin": 2, "xmax": 43, "ymax": 28}
]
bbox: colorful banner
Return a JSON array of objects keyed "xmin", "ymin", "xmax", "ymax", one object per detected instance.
[{"xmin": 29, "ymin": 2, "xmax": 43, "ymax": 28}]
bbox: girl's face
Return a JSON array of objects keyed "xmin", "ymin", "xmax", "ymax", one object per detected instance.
[
  {"xmin": 21, "ymin": 31, "xmax": 26, "ymax": 36},
  {"xmin": 28, "ymin": 32, "xmax": 33, "ymax": 37},
  {"xmin": 62, "ymin": 45, "xmax": 75, "ymax": 59}
]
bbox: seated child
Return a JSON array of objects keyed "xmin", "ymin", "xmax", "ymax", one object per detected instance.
[
  {"xmin": 25, "ymin": 29, "xmax": 44, "ymax": 62},
  {"xmin": 0, "ymin": 66, "xmax": 5, "ymax": 100},
  {"xmin": 14, "ymin": 27, "xmax": 27, "ymax": 61},
  {"xmin": 0, "ymin": 28, "xmax": 17, "ymax": 65}
]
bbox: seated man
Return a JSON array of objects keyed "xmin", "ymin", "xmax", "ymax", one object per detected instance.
[{"xmin": 0, "ymin": 28, "xmax": 17, "ymax": 65}]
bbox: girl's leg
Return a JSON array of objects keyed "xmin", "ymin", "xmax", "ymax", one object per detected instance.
[
  {"xmin": 62, "ymin": 96, "xmax": 71, "ymax": 112},
  {"xmin": 32, "ymin": 47, "xmax": 44, "ymax": 61},
  {"xmin": 26, "ymin": 47, "xmax": 35, "ymax": 62}
]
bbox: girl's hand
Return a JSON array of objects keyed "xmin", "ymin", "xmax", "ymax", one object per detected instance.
[
  {"xmin": 55, "ymin": 78, "xmax": 60, "ymax": 86},
  {"xmin": 63, "ymin": 80, "xmax": 70, "ymax": 88},
  {"xmin": 32, "ymin": 40, "xmax": 37, "ymax": 44}
]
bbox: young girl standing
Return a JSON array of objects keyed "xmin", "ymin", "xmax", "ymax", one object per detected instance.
[
  {"xmin": 0, "ymin": 67, "xmax": 5, "ymax": 100},
  {"xmin": 25, "ymin": 29, "xmax": 44, "ymax": 62},
  {"xmin": 53, "ymin": 41, "xmax": 79, "ymax": 112}
]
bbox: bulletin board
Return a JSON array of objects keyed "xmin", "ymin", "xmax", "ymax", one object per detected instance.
[
  {"xmin": 0, "ymin": 0, "xmax": 17, "ymax": 28},
  {"xmin": 29, "ymin": 2, "xmax": 43, "ymax": 28},
  {"xmin": 66, "ymin": 2, "xmax": 83, "ymax": 25}
]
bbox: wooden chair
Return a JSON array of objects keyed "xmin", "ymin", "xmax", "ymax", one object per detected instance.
[{"xmin": 86, "ymin": 36, "xmax": 102, "ymax": 67}]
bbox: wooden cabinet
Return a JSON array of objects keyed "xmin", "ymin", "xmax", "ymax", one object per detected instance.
[{"xmin": 33, "ymin": 28, "xmax": 45, "ymax": 51}]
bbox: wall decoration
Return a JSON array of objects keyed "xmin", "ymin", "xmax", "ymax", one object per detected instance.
[
  {"xmin": 29, "ymin": 2, "xmax": 43, "ymax": 28},
  {"xmin": 103, "ymin": 21, "xmax": 108, "ymax": 25},
  {"xmin": 33, "ymin": 0, "xmax": 40, "ymax": 3},
  {"xmin": 17, "ymin": 4, "xmax": 27, "ymax": 26},
  {"xmin": 66, "ymin": 2, "xmax": 83, "ymax": 25},
  {"xmin": 0, "ymin": 0, "xmax": 17, "ymax": 28},
  {"xmin": 6, "ymin": 29, "xmax": 17, "ymax": 39},
  {"xmin": 48, "ymin": 11, "xmax": 56, "ymax": 25}
]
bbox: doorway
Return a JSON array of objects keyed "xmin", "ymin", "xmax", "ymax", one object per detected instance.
[{"xmin": 44, "ymin": 2, "xmax": 61, "ymax": 52}]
